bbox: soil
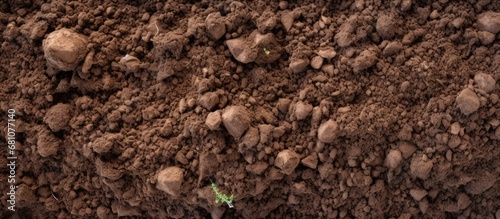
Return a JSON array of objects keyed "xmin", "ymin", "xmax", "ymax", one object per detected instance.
[{"xmin": 0, "ymin": 0, "xmax": 499, "ymax": 218}]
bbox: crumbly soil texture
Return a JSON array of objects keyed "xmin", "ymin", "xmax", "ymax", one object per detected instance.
[{"xmin": 1, "ymin": 0, "xmax": 499, "ymax": 218}]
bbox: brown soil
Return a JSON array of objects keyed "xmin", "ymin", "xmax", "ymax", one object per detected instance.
[{"xmin": 1, "ymin": 0, "xmax": 499, "ymax": 218}]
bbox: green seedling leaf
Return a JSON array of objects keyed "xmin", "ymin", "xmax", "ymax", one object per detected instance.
[
  {"xmin": 263, "ymin": 48, "xmax": 270, "ymax": 55},
  {"xmin": 211, "ymin": 182, "xmax": 234, "ymax": 208}
]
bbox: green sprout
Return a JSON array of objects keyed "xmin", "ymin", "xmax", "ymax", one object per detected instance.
[
  {"xmin": 211, "ymin": 181, "xmax": 234, "ymax": 208},
  {"xmin": 263, "ymin": 48, "xmax": 270, "ymax": 55}
]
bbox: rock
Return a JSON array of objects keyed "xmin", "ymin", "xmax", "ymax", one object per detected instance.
[
  {"xmin": 259, "ymin": 124, "xmax": 274, "ymax": 144},
  {"xmin": 410, "ymin": 154, "xmax": 433, "ymax": 179},
  {"xmin": 310, "ymin": 56, "xmax": 324, "ymax": 69},
  {"xmin": 37, "ymin": 128, "xmax": 61, "ymax": 157},
  {"xmin": 383, "ymin": 41, "xmax": 403, "ymax": 56},
  {"xmin": 301, "ymin": 153, "xmax": 318, "ymax": 169},
  {"xmin": 376, "ymin": 15, "xmax": 397, "ymax": 39},
  {"xmin": 317, "ymin": 47, "xmax": 337, "ymax": 60},
  {"xmin": 449, "ymin": 122, "xmax": 461, "ymax": 135},
  {"xmin": 205, "ymin": 12, "xmax": 226, "ymax": 40},
  {"xmin": 289, "ymin": 57, "xmax": 310, "ymax": 73},
  {"xmin": 119, "ymin": 54, "xmax": 141, "ymax": 73},
  {"xmin": 199, "ymin": 92, "xmax": 219, "ymax": 110},
  {"xmin": 43, "ymin": 103, "xmax": 72, "ymax": 132},
  {"xmin": 478, "ymin": 31, "xmax": 495, "ymax": 45},
  {"xmin": 321, "ymin": 64, "xmax": 334, "ymax": 75},
  {"xmin": 281, "ymin": 11, "xmax": 294, "ymax": 32},
  {"xmin": 474, "ymin": 72, "xmax": 496, "ymax": 93},
  {"xmin": 318, "ymin": 119, "xmax": 339, "ymax": 143},
  {"xmin": 294, "ymin": 101, "xmax": 313, "ymax": 120},
  {"xmin": 477, "ymin": 11, "xmax": 500, "ymax": 34},
  {"xmin": 257, "ymin": 11, "xmax": 277, "ymax": 33},
  {"xmin": 205, "ymin": 111, "xmax": 222, "ymax": 130},
  {"xmin": 274, "ymin": 149, "xmax": 300, "ymax": 175},
  {"xmin": 226, "ymin": 38, "xmax": 256, "ymax": 64},
  {"xmin": 456, "ymin": 88, "xmax": 480, "ymax": 115},
  {"xmin": 156, "ymin": 166, "xmax": 184, "ymax": 196},
  {"xmin": 386, "ymin": 149, "xmax": 402, "ymax": 169},
  {"xmin": 352, "ymin": 49, "xmax": 378, "ymax": 73},
  {"xmin": 222, "ymin": 106, "xmax": 251, "ymax": 139},
  {"xmin": 409, "ymin": 189, "xmax": 428, "ymax": 201},
  {"xmin": 42, "ymin": 28, "xmax": 88, "ymax": 71},
  {"xmin": 250, "ymin": 32, "xmax": 281, "ymax": 64},
  {"xmin": 239, "ymin": 126, "xmax": 259, "ymax": 152}
]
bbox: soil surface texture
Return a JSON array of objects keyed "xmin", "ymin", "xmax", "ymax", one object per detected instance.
[{"xmin": 1, "ymin": 0, "xmax": 499, "ymax": 218}]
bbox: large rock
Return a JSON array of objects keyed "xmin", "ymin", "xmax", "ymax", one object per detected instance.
[
  {"xmin": 274, "ymin": 149, "xmax": 300, "ymax": 175},
  {"xmin": 456, "ymin": 88, "xmax": 480, "ymax": 115},
  {"xmin": 477, "ymin": 11, "xmax": 500, "ymax": 34},
  {"xmin": 42, "ymin": 28, "xmax": 88, "ymax": 71},
  {"xmin": 318, "ymin": 119, "xmax": 338, "ymax": 143},
  {"xmin": 156, "ymin": 167, "xmax": 184, "ymax": 196},
  {"xmin": 222, "ymin": 106, "xmax": 251, "ymax": 139}
]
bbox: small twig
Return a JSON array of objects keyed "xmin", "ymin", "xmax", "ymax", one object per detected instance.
[
  {"xmin": 52, "ymin": 192, "xmax": 59, "ymax": 201},
  {"xmin": 184, "ymin": 58, "xmax": 193, "ymax": 67},
  {"xmin": 154, "ymin": 21, "xmax": 160, "ymax": 38}
]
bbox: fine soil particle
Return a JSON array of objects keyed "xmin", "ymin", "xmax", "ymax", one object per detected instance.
[{"xmin": 0, "ymin": 0, "xmax": 499, "ymax": 218}]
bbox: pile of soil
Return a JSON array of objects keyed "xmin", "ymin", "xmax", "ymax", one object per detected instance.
[{"xmin": 1, "ymin": 0, "xmax": 499, "ymax": 218}]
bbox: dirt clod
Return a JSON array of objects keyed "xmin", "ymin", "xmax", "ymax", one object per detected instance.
[
  {"xmin": 206, "ymin": 111, "xmax": 222, "ymax": 131},
  {"xmin": 410, "ymin": 154, "xmax": 433, "ymax": 180},
  {"xmin": 474, "ymin": 72, "xmax": 496, "ymax": 93},
  {"xmin": 294, "ymin": 101, "xmax": 313, "ymax": 120},
  {"xmin": 409, "ymin": 189, "xmax": 428, "ymax": 201},
  {"xmin": 352, "ymin": 49, "xmax": 378, "ymax": 73},
  {"xmin": 456, "ymin": 88, "xmax": 480, "ymax": 116},
  {"xmin": 43, "ymin": 103, "xmax": 72, "ymax": 132},
  {"xmin": 222, "ymin": 106, "xmax": 251, "ymax": 139},
  {"xmin": 205, "ymin": 12, "xmax": 226, "ymax": 40},
  {"xmin": 42, "ymin": 28, "xmax": 88, "ymax": 71},
  {"xmin": 386, "ymin": 149, "xmax": 402, "ymax": 169},
  {"xmin": 376, "ymin": 15, "xmax": 397, "ymax": 39},
  {"xmin": 156, "ymin": 166, "xmax": 184, "ymax": 197},
  {"xmin": 477, "ymin": 11, "xmax": 500, "ymax": 34},
  {"xmin": 274, "ymin": 149, "xmax": 300, "ymax": 175},
  {"xmin": 37, "ymin": 127, "xmax": 61, "ymax": 157},
  {"xmin": 318, "ymin": 119, "xmax": 338, "ymax": 143}
]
